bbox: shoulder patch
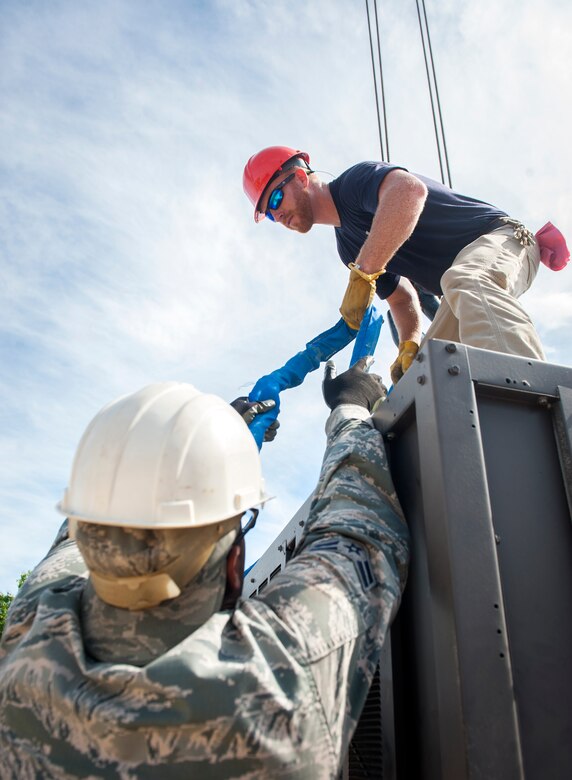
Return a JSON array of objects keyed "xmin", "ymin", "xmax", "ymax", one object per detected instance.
[{"xmin": 312, "ymin": 539, "xmax": 377, "ymax": 592}]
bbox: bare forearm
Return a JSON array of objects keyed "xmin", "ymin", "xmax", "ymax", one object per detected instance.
[
  {"xmin": 356, "ymin": 172, "xmax": 427, "ymax": 275},
  {"xmin": 388, "ymin": 280, "xmax": 423, "ymax": 343}
]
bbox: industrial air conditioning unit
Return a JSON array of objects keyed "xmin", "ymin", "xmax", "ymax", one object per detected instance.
[{"xmin": 244, "ymin": 340, "xmax": 572, "ymax": 780}]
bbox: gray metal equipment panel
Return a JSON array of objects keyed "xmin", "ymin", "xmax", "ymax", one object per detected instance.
[
  {"xmin": 243, "ymin": 496, "xmax": 312, "ymax": 599},
  {"xmin": 374, "ymin": 340, "xmax": 572, "ymax": 780}
]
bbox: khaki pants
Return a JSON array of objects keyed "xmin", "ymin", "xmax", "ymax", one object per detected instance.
[{"xmin": 422, "ymin": 225, "xmax": 545, "ymax": 360}]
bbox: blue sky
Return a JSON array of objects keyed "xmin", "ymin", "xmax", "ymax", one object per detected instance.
[{"xmin": 1, "ymin": 0, "xmax": 571, "ymax": 592}]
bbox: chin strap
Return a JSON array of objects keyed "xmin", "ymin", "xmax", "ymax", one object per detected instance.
[{"xmin": 90, "ymin": 569, "xmax": 182, "ymax": 611}]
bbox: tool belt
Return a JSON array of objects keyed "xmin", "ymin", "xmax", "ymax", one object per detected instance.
[
  {"xmin": 495, "ymin": 216, "xmax": 535, "ymax": 247},
  {"xmin": 492, "ymin": 217, "xmax": 570, "ymax": 271}
]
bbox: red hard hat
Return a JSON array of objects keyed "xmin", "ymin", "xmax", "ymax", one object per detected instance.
[{"xmin": 243, "ymin": 146, "xmax": 311, "ymax": 222}]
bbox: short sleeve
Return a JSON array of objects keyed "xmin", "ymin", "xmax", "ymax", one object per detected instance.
[{"xmin": 375, "ymin": 270, "xmax": 400, "ymax": 299}]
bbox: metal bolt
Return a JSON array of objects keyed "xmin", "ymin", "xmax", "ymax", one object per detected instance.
[
  {"xmin": 250, "ymin": 577, "xmax": 256, "ymax": 583},
  {"xmin": 417, "ymin": 375, "xmax": 426, "ymax": 385},
  {"xmin": 386, "ymin": 431, "xmax": 396, "ymax": 441},
  {"xmin": 415, "ymin": 352, "xmax": 424, "ymax": 362},
  {"xmin": 278, "ymin": 545, "xmax": 283, "ymax": 553},
  {"xmin": 298, "ymin": 520, "xmax": 305, "ymax": 527},
  {"xmin": 495, "ymin": 534, "xmax": 501, "ymax": 545},
  {"xmin": 448, "ymin": 365, "xmax": 460, "ymax": 376},
  {"xmin": 538, "ymin": 396, "xmax": 549, "ymax": 407},
  {"xmin": 445, "ymin": 343, "xmax": 457, "ymax": 353}
]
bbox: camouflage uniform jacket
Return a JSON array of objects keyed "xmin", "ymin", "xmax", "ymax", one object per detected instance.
[{"xmin": 0, "ymin": 405, "xmax": 410, "ymax": 779}]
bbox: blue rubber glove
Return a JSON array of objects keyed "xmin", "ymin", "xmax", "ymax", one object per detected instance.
[
  {"xmin": 248, "ymin": 308, "xmax": 384, "ymax": 445},
  {"xmin": 249, "ymin": 318, "xmax": 358, "ymax": 405},
  {"xmin": 350, "ymin": 305, "xmax": 384, "ymax": 366}
]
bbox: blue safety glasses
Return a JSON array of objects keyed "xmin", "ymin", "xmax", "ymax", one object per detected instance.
[{"xmin": 265, "ymin": 172, "xmax": 296, "ymax": 221}]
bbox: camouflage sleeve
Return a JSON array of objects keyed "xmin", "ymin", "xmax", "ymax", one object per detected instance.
[
  {"xmin": 304, "ymin": 403, "xmax": 408, "ymax": 569},
  {"xmin": 0, "ymin": 519, "xmax": 88, "ymax": 657},
  {"xmin": 254, "ymin": 403, "xmax": 409, "ymax": 766}
]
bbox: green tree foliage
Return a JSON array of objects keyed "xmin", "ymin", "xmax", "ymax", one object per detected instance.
[{"xmin": 0, "ymin": 572, "xmax": 30, "ymax": 639}]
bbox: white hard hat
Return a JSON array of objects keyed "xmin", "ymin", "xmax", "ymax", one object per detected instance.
[{"xmin": 58, "ymin": 382, "xmax": 270, "ymax": 530}]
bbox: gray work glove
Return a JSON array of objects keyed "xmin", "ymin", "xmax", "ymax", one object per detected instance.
[
  {"xmin": 322, "ymin": 357, "xmax": 387, "ymax": 412},
  {"xmin": 230, "ymin": 397, "xmax": 281, "ymax": 442}
]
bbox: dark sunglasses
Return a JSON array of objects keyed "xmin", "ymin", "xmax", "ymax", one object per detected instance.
[
  {"xmin": 235, "ymin": 508, "xmax": 259, "ymax": 544},
  {"xmin": 265, "ymin": 172, "xmax": 296, "ymax": 221}
]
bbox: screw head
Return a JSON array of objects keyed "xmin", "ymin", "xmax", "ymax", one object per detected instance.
[
  {"xmin": 445, "ymin": 343, "xmax": 457, "ymax": 353},
  {"xmin": 448, "ymin": 365, "xmax": 460, "ymax": 375},
  {"xmin": 417, "ymin": 375, "xmax": 426, "ymax": 384}
]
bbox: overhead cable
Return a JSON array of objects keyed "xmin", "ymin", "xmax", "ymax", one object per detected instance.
[
  {"xmin": 364, "ymin": 1, "xmax": 453, "ymax": 186},
  {"xmin": 365, "ymin": 0, "xmax": 387, "ymax": 161},
  {"xmin": 373, "ymin": 0, "xmax": 390, "ymax": 161},
  {"xmin": 415, "ymin": 0, "xmax": 452, "ymax": 187}
]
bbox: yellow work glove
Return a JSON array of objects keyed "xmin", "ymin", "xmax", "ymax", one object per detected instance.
[
  {"xmin": 390, "ymin": 341, "xmax": 419, "ymax": 385},
  {"xmin": 339, "ymin": 263, "xmax": 385, "ymax": 330}
]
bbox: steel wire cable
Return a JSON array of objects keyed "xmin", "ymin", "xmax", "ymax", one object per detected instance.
[
  {"xmin": 364, "ymin": 1, "xmax": 453, "ymax": 186},
  {"xmin": 373, "ymin": 0, "xmax": 390, "ymax": 161},
  {"xmin": 415, "ymin": 0, "xmax": 453, "ymax": 187},
  {"xmin": 365, "ymin": 0, "xmax": 387, "ymax": 161}
]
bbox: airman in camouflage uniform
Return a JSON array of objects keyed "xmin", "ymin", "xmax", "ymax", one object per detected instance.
[{"xmin": 0, "ymin": 364, "xmax": 409, "ymax": 779}]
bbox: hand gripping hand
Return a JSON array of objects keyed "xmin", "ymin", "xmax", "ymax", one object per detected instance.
[
  {"xmin": 230, "ymin": 398, "xmax": 281, "ymax": 443},
  {"xmin": 339, "ymin": 263, "xmax": 385, "ymax": 331},
  {"xmin": 322, "ymin": 356, "xmax": 387, "ymax": 412},
  {"xmin": 390, "ymin": 341, "xmax": 419, "ymax": 385}
]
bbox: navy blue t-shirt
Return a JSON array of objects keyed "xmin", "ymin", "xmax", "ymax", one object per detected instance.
[{"xmin": 328, "ymin": 162, "xmax": 507, "ymax": 298}]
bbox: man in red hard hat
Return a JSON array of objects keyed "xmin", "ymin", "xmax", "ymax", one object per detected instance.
[{"xmin": 243, "ymin": 146, "xmax": 546, "ymax": 383}]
